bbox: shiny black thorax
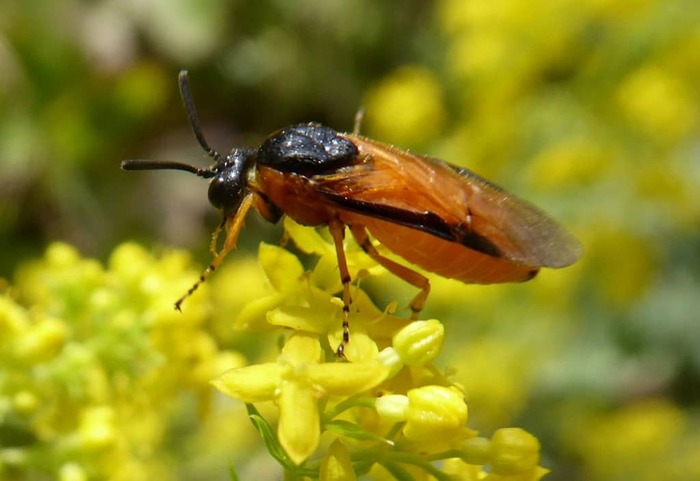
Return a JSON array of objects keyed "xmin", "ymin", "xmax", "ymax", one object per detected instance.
[
  {"xmin": 207, "ymin": 123, "xmax": 358, "ymax": 217},
  {"xmin": 257, "ymin": 123, "xmax": 358, "ymax": 174}
]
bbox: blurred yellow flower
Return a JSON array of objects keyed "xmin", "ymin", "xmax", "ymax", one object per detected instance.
[
  {"xmin": 616, "ymin": 66, "xmax": 697, "ymax": 144},
  {"xmin": 364, "ymin": 65, "xmax": 446, "ymax": 146},
  {"xmin": 569, "ymin": 399, "xmax": 688, "ymax": 480},
  {"xmin": 489, "ymin": 428, "xmax": 542, "ymax": 476},
  {"xmin": 1, "ymin": 242, "xmax": 246, "ymax": 480}
]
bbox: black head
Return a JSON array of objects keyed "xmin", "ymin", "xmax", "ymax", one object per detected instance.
[
  {"xmin": 258, "ymin": 123, "xmax": 358, "ymax": 175},
  {"xmin": 121, "ymin": 71, "xmax": 256, "ymax": 217},
  {"xmin": 207, "ymin": 148, "xmax": 256, "ymax": 216}
]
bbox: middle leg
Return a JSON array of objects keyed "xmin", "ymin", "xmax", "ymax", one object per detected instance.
[{"xmin": 328, "ymin": 218, "xmax": 353, "ymax": 357}]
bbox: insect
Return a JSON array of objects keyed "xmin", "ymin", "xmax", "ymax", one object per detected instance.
[{"xmin": 122, "ymin": 71, "xmax": 582, "ymax": 355}]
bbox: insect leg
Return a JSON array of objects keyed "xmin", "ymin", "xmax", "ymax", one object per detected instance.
[
  {"xmin": 209, "ymin": 218, "xmax": 226, "ymax": 256},
  {"xmin": 349, "ymin": 224, "xmax": 431, "ymax": 319},
  {"xmin": 174, "ymin": 193, "xmax": 255, "ymax": 311},
  {"xmin": 328, "ymin": 218, "xmax": 352, "ymax": 357}
]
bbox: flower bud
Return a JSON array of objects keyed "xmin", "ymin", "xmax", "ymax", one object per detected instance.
[
  {"xmin": 59, "ymin": 462, "xmax": 88, "ymax": 481},
  {"xmin": 320, "ymin": 440, "xmax": 357, "ymax": 481},
  {"xmin": 14, "ymin": 316, "xmax": 67, "ymax": 363},
  {"xmin": 392, "ymin": 319, "xmax": 444, "ymax": 366},
  {"xmin": 13, "ymin": 390, "xmax": 39, "ymax": 414},
  {"xmin": 489, "ymin": 428, "xmax": 541, "ymax": 475},
  {"xmin": 403, "ymin": 386, "xmax": 467, "ymax": 442},
  {"xmin": 78, "ymin": 406, "xmax": 116, "ymax": 451}
]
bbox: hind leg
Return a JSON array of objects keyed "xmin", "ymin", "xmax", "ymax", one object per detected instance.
[{"xmin": 349, "ymin": 224, "xmax": 430, "ymax": 319}]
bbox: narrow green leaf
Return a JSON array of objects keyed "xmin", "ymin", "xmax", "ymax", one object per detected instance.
[
  {"xmin": 245, "ymin": 404, "xmax": 318, "ymax": 477},
  {"xmin": 325, "ymin": 420, "xmax": 390, "ymax": 443},
  {"xmin": 381, "ymin": 462, "xmax": 415, "ymax": 481},
  {"xmin": 246, "ymin": 404, "xmax": 296, "ymax": 470},
  {"xmin": 227, "ymin": 463, "xmax": 240, "ymax": 481}
]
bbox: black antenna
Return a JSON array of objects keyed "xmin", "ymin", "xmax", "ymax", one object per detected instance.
[
  {"xmin": 178, "ymin": 70, "xmax": 222, "ymax": 163},
  {"xmin": 120, "ymin": 70, "xmax": 220, "ymax": 178},
  {"xmin": 120, "ymin": 159, "xmax": 215, "ymax": 178}
]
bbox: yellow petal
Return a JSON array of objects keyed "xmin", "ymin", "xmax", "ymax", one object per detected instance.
[
  {"xmin": 308, "ymin": 362, "xmax": 388, "ymax": 396},
  {"xmin": 284, "ymin": 218, "xmax": 334, "ymax": 256},
  {"xmin": 211, "ymin": 363, "xmax": 280, "ymax": 403},
  {"xmin": 311, "ymin": 254, "xmax": 344, "ymax": 293},
  {"xmin": 334, "ymin": 330, "xmax": 379, "ymax": 363},
  {"xmin": 258, "ymin": 243, "xmax": 304, "ymax": 292},
  {"xmin": 267, "ymin": 305, "xmax": 334, "ymax": 334},
  {"xmin": 282, "ymin": 332, "xmax": 323, "ymax": 364},
  {"xmin": 278, "ymin": 379, "xmax": 320, "ymax": 465},
  {"xmin": 233, "ymin": 293, "xmax": 285, "ymax": 331}
]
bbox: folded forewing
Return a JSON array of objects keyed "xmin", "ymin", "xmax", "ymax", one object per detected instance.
[{"xmin": 311, "ymin": 135, "xmax": 582, "ymax": 268}]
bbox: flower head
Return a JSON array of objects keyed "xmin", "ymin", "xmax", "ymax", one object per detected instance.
[{"xmin": 212, "ymin": 332, "xmax": 389, "ymax": 464}]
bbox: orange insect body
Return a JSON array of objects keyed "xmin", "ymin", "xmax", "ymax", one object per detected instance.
[{"xmin": 122, "ymin": 71, "xmax": 582, "ymax": 354}]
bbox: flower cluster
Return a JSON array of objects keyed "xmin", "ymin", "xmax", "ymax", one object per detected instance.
[
  {"xmin": 0, "ymin": 243, "xmax": 244, "ymax": 480},
  {"xmin": 0, "ymin": 227, "xmax": 550, "ymax": 480},
  {"xmin": 211, "ymin": 219, "xmax": 549, "ymax": 479}
]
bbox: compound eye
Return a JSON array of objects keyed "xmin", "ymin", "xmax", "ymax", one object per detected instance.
[
  {"xmin": 208, "ymin": 171, "xmax": 245, "ymax": 216},
  {"xmin": 207, "ymin": 149, "xmax": 255, "ymax": 216},
  {"xmin": 207, "ymin": 175, "xmax": 226, "ymax": 211}
]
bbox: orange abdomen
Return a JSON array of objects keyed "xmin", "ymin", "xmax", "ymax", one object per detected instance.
[{"xmin": 348, "ymin": 215, "xmax": 538, "ymax": 284}]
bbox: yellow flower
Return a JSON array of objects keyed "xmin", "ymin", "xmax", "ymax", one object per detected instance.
[
  {"xmin": 616, "ymin": 66, "xmax": 697, "ymax": 144},
  {"xmin": 566, "ymin": 399, "xmax": 687, "ymax": 480},
  {"xmin": 58, "ymin": 463, "xmax": 88, "ymax": 481},
  {"xmin": 77, "ymin": 406, "xmax": 117, "ymax": 452},
  {"xmin": 235, "ymin": 219, "xmax": 411, "ymax": 362},
  {"xmin": 376, "ymin": 385, "xmax": 476, "ymax": 453},
  {"xmin": 364, "ymin": 65, "xmax": 446, "ymax": 147},
  {"xmin": 212, "ymin": 332, "xmax": 388, "ymax": 464},
  {"xmin": 13, "ymin": 315, "xmax": 67, "ymax": 363}
]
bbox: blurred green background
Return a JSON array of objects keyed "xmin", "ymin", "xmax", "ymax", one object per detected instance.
[{"xmin": 2, "ymin": 0, "xmax": 699, "ymax": 480}]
